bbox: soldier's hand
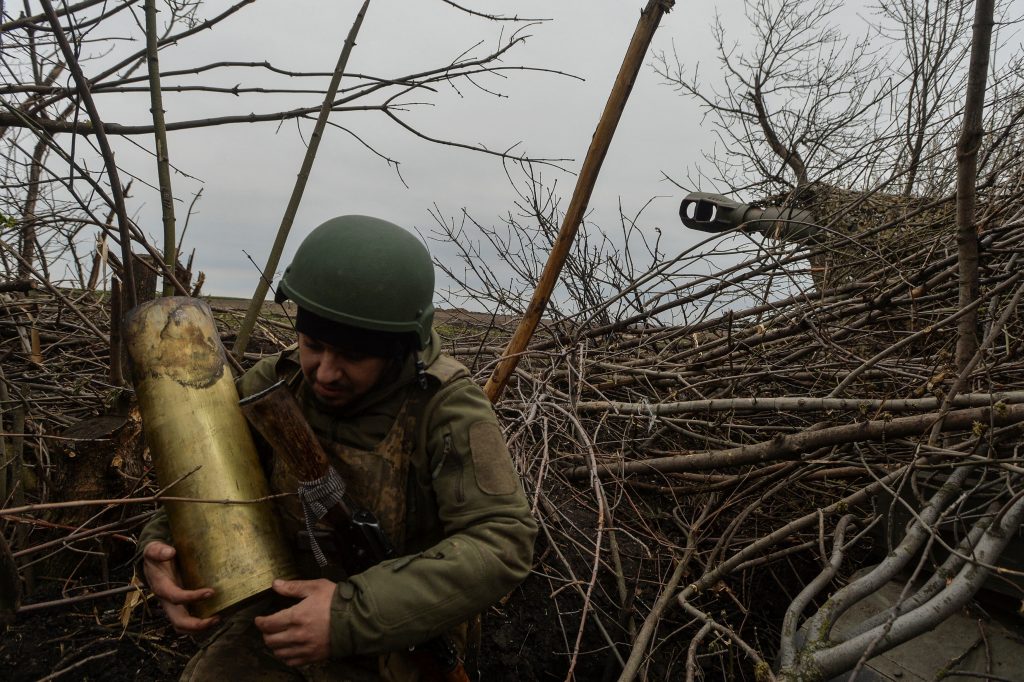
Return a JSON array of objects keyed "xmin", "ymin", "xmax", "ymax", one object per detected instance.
[
  {"xmin": 142, "ymin": 541, "xmax": 220, "ymax": 634},
  {"xmin": 255, "ymin": 578, "xmax": 335, "ymax": 667}
]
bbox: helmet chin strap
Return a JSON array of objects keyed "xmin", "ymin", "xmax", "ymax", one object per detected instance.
[{"xmin": 416, "ymin": 358, "xmax": 428, "ymax": 389}]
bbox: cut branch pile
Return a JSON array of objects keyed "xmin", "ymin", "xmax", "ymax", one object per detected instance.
[
  {"xmin": 437, "ymin": 184, "xmax": 1024, "ymax": 680},
  {"xmin": 1, "ymin": 196, "xmax": 1023, "ymax": 680}
]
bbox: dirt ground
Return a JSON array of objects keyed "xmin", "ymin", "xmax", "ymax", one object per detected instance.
[{"xmin": 1, "ymin": 567, "xmax": 586, "ymax": 681}]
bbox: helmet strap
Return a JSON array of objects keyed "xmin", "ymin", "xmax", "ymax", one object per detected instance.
[{"xmin": 415, "ymin": 358, "xmax": 428, "ymax": 390}]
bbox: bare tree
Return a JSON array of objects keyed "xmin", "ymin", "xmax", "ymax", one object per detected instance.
[
  {"xmin": 876, "ymin": 0, "xmax": 975, "ymax": 197},
  {"xmin": 0, "ymin": 1, "xmax": 567, "ymax": 301},
  {"xmin": 653, "ymin": 0, "xmax": 891, "ymax": 196}
]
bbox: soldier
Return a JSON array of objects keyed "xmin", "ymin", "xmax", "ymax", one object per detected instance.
[{"xmin": 138, "ymin": 215, "xmax": 537, "ymax": 680}]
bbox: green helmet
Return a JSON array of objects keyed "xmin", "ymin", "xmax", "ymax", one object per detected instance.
[{"xmin": 276, "ymin": 215, "xmax": 435, "ymax": 349}]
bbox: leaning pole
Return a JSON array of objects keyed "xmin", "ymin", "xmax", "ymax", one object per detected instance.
[{"xmin": 483, "ymin": 0, "xmax": 676, "ymax": 404}]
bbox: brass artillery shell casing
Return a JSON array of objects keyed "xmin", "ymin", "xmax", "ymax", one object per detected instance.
[{"xmin": 125, "ymin": 297, "xmax": 297, "ymax": 617}]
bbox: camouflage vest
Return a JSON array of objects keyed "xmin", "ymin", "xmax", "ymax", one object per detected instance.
[{"xmin": 259, "ymin": 351, "xmax": 469, "ymax": 577}]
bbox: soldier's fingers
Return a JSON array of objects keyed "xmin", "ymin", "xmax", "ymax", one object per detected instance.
[
  {"xmin": 143, "ymin": 566, "xmax": 181, "ymax": 600},
  {"xmin": 267, "ymin": 642, "xmax": 310, "ymax": 667},
  {"xmin": 279, "ymin": 654, "xmax": 309, "ymax": 668},
  {"xmin": 164, "ymin": 602, "xmax": 220, "ymax": 634},
  {"xmin": 142, "ymin": 541, "xmax": 176, "ymax": 562},
  {"xmin": 270, "ymin": 578, "xmax": 309, "ymax": 599},
  {"xmin": 261, "ymin": 630, "xmax": 296, "ymax": 653},
  {"xmin": 142, "ymin": 544, "xmax": 205, "ymax": 603},
  {"xmin": 149, "ymin": 573, "xmax": 214, "ymax": 605},
  {"xmin": 165, "ymin": 586, "xmax": 216, "ymax": 606},
  {"xmin": 253, "ymin": 608, "xmax": 293, "ymax": 635}
]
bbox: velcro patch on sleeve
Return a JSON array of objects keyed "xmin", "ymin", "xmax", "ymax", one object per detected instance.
[{"xmin": 469, "ymin": 421, "xmax": 518, "ymax": 496}]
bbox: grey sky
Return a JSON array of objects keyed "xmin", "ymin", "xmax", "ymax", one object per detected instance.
[{"xmin": 89, "ymin": 0, "xmax": 730, "ymax": 300}]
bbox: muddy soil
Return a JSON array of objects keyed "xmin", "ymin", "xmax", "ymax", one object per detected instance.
[{"xmin": 2, "ymin": 572, "xmax": 580, "ymax": 681}]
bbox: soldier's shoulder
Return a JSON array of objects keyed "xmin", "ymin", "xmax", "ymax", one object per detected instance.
[
  {"xmin": 237, "ymin": 345, "xmax": 300, "ymax": 398},
  {"xmin": 424, "ymin": 353, "xmax": 470, "ymax": 386}
]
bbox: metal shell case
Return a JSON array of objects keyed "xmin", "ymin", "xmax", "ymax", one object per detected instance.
[{"xmin": 125, "ymin": 297, "xmax": 297, "ymax": 617}]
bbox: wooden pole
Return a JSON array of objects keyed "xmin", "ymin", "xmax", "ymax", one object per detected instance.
[
  {"xmin": 144, "ymin": 0, "xmax": 178, "ymax": 297},
  {"xmin": 483, "ymin": 0, "xmax": 675, "ymax": 403},
  {"xmin": 954, "ymin": 0, "xmax": 995, "ymax": 372}
]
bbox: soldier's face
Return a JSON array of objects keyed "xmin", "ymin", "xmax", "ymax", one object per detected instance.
[{"xmin": 297, "ymin": 333, "xmax": 389, "ymax": 409}]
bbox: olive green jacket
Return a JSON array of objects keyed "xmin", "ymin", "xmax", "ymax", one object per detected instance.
[{"xmin": 139, "ymin": 330, "xmax": 537, "ymax": 659}]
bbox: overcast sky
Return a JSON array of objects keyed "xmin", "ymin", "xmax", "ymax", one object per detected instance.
[
  {"xmin": 20, "ymin": 0, "xmax": 1022, "ymax": 305},
  {"xmin": 63, "ymin": 0, "xmax": 745, "ymax": 302}
]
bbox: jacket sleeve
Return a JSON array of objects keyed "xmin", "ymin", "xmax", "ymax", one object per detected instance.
[
  {"xmin": 137, "ymin": 507, "xmax": 171, "ymax": 558},
  {"xmin": 236, "ymin": 354, "xmax": 286, "ymax": 399},
  {"xmin": 328, "ymin": 379, "xmax": 538, "ymax": 657}
]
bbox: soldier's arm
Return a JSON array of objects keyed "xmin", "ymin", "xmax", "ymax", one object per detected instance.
[{"xmin": 326, "ymin": 379, "xmax": 537, "ymax": 657}]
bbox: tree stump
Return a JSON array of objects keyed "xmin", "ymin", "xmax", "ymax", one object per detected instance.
[{"xmin": 35, "ymin": 408, "xmax": 147, "ymax": 585}]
